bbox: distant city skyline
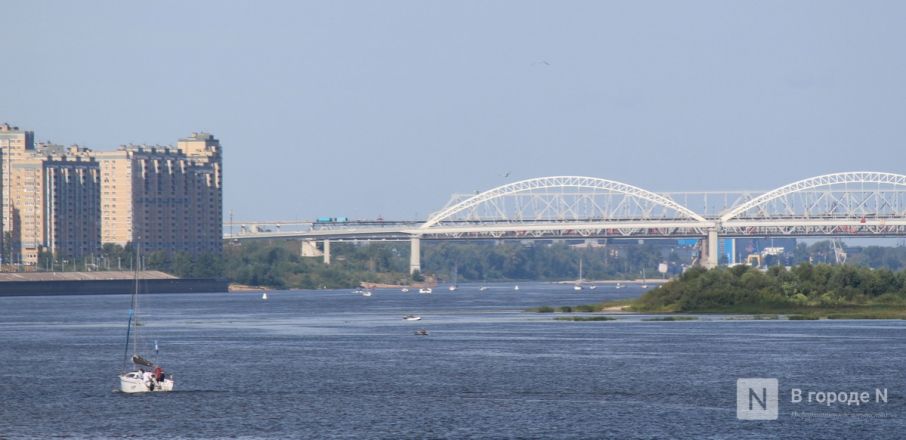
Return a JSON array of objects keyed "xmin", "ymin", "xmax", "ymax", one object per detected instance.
[{"xmin": 3, "ymin": 1, "xmax": 905, "ymax": 221}]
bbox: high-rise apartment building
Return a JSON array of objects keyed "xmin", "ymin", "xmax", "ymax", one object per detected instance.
[
  {"xmin": 40, "ymin": 145, "xmax": 101, "ymax": 262},
  {"xmin": 9, "ymin": 143, "xmax": 101, "ymax": 264},
  {"xmin": 0, "ymin": 123, "xmax": 223, "ymax": 266},
  {"xmin": 96, "ymin": 133, "xmax": 222, "ymax": 255},
  {"xmin": 0, "ymin": 123, "xmax": 35, "ymax": 255}
]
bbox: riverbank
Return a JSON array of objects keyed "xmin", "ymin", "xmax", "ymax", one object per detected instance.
[
  {"xmin": 553, "ymin": 279, "xmax": 670, "ymax": 285},
  {"xmin": 0, "ymin": 273, "xmax": 228, "ymax": 296}
]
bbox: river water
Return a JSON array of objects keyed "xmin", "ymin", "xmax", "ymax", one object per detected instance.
[{"xmin": 1, "ymin": 283, "xmax": 904, "ymax": 439}]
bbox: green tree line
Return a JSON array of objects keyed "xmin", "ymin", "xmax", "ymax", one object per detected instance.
[
  {"xmin": 26, "ymin": 239, "xmax": 906, "ymax": 291},
  {"xmin": 635, "ymin": 263, "xmax": 906, "ymax": 312}
]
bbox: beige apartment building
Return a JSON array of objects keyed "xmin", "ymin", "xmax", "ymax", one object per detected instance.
[
  {"xmin": 96, "ymin": 133, "xmax": 222, "ymax": 255},
  {"xmin": 10, "ymin": 144, "xmax": 101, "ymax": 264},
  {"xmin": 0, "ymin": 123, "xmax": 36, "ymax": 245},
  {"xmin": 0, "ymin": 123, "xmax": 223, "ymax": 266}
]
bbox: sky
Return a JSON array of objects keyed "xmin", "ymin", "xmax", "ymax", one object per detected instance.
[{"xmin": 2, "ymin": 1, "xmax": 905, "ymax": 222}]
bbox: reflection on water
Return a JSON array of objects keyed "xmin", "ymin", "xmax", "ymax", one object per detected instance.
[{"xmin": 0, "ymin": 282, "xmax": 904, "ymax": 438}]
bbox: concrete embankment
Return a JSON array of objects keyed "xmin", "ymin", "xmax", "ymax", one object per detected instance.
[{"xmin": 0, "ymin": 271, "xmax": 228, "ymax": 296}]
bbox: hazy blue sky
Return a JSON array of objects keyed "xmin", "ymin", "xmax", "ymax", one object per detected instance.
[{"xmin": 2, "ymin": 1, "xmax": 905, "ymax": 221}]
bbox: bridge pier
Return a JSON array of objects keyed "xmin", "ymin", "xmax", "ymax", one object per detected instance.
[
  {"xmin": 701, "ymin": 229, "xmax": 719, "ymax": 269},
  {"xmin": 409, "ymin": 237, "xmax": 421, "ymax": 274},
  {"xmin": 323, "ymin": 239, "xmax": 331, "ymax": 265},
  {"xmin": 300, "ymin": 240, "xmax": 323, "ymax": 257}
]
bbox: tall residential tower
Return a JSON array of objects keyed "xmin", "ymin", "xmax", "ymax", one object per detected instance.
[
  {"xmin": 96, "ymin": 133, "xmax": 222, "ymax": 255},
  {"xmin": 0, "ymin": 123, "xmax": 223, "ymax": 266}
]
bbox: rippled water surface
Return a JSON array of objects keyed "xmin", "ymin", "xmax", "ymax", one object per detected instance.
[{"xmin": 1, "ymin": 283, "xmax": 904, "ymax": 439}]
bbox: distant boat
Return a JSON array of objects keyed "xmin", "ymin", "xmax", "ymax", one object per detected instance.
[
  {"xmin": 479, "ymin": 286, "xmax": 489, "ymax": 292},
  {"xmin": 448, "ymin": 264, "xmax": 458, "ymax": 291},
  {"xmin": 403, "ymin": 314, "xmax": 422, "ymax": 321},
  {"xmin": 419, "ymin": 288, "xmax": 432, "ymax": 294},
  {"xmin": 414, "ymin": 328, "xmax": 429, "ymax": 336},
  {"xmin": 361, "ymin": 290, "xmax": 373, "ymax": 297},
  {"xmin": 641, "ymin": 284, "xmax": 648, "ymax": 289},
  {"xmin": 574, "ymin": 259, "xmax": 584, "ymax": 290},
  {"xmin": 261, "ymin": 292, "xmax": 268, "ymax": 300},
  {"xmin": 589, "ymin": 285, "xmax": 597, "ymax": 290},
  {"xmin": 514, "ymin": 285, "xmax": 520, "ymax": 291},
  {"xmin": 615, "ymin": 283, "xmax": 624, "ymax": 289},
  {"xmin": 401, "ymin": 288, "xmax": 410, "ymax": 293}
]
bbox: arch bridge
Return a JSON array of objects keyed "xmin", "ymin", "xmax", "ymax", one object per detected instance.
[{"xmin": 227, "ymin": 172, "xmax": 906, "ymax": 273}]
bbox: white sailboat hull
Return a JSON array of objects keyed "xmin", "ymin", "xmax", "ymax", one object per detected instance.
[{"xmin": 119, "ymin": 372, "xmax": 174, "ymax": 393}]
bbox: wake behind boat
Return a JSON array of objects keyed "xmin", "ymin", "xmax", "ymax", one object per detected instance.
[{"xmin": 118, "ymin": 242, "xmax": 174, "ymax": 393}]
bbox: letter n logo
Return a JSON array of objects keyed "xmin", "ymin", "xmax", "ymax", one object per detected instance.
[{"xmin": 736, "ymin": 378, "xmax": 778, "ymax": 420}]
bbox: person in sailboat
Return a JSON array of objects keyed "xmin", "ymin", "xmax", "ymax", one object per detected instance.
[
  {"xmin": 154, "ymin": 365, "xmax": 164, "ymax": 382},
  {"xmin": 142, "ymin": 369, "xmax": 154, "ymax": 391}
]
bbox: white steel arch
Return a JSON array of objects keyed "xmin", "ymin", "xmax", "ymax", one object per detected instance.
[
  {"xmin": 421, "ymin": 176, "xmax": 707, "ymax": 229},
  {"xmin": 720, "ymin": 171, "xmax": 906, "ymax": 222}
]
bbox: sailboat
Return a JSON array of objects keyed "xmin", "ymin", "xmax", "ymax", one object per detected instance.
[
  {"xmin": 262, "ymin": 292, "xmax": 268, "ymax": 300},
  {"xmin": 573, "ymin": 259, "xmax": 584, "ymax": 291},
  {"xmin": 448, "ymin": 264, "xmax": 458, "ymax": 291},
  {"xmin": 118, "ymin": 243, "xmax": 174, "ymax": 393}
]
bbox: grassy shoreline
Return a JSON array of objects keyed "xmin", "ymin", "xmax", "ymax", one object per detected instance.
[{"xmin": 531, "ymin": 301, "xmax": 906, "ymax": 320}]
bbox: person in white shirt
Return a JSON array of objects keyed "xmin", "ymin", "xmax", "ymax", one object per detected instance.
[{"xmin": 142, "ymin": 370, "xmax": 154, "ymax": 390}]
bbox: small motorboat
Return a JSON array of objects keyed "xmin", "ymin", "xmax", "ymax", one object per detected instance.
[
  {"xmin": 418, "ymin": 288, "xmax": 432, "ymax": 294},
  {"xmin": 479, "ymin": 286, "xmax": 489, "ymax": 292},
  {"xmin": 448, "ymin": 285, "xmax": 457, "ymax": 292},
  {"xmin": 641, "ymin": 284, "xmax": 649, "ymax": 289},
  {"xmin": 589, "ymin": 285, "xmax": 597, "ymax": 290},
  {"xmin": 414, "ymin": 328, "xmax": 429, "ymax": 336},
  {"xmin": 401, "ymin": 288, "xmax": 410, "ymax": 293},
  {"xmin": 615, "ymin": 283, "xmax": 624, "ymax": 289},
  {"xmin": 573, "ymin": 285, "xmax": 583, "ymax": 291},
  {"xmin": 361, "ymin": 290, "xmax": 373, "ymax": 297},
  {"xmin": 403, "ymin": 314, "xmax": 422, "ymax": 321},
  {"xmin": 514, "ymin": 285, "xmax": 520, "ymax": 291}
]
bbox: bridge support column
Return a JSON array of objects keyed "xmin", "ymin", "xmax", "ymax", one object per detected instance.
[
  {"xmin": 301, "ymin": 240, "xmax": 323, "ymax": 257},
  {"xmin": 409, "ymin": 237, "xmax": 421, "ymax": 274},
  {"xmin": 702, "ymin": 229, "xmax": 719, "ymax": 269},
  {"xmin": 323, "ymin": 240, "xmax": 331, "ymax": 265}
]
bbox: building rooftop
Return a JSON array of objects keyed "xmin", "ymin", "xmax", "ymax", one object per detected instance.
[
  {"xmin": 0, "ymin": 122, "xmax": 32, "ymax": 133},
  {"xmin": 179, "ymin": 132, "xmax": 217, "ymax": 142}
]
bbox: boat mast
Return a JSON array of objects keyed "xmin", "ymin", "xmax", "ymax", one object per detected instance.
[
  {"xmin": 132, "ymin": 239, "xmax": 140, "ymax": 358},
  {"xmin": 122, "ymin": 240, "xmax": 140, "ymax": 371}
]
